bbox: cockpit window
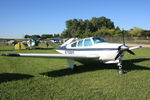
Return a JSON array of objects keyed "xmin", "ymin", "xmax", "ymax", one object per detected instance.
[
  {"xmin": 78, "ymin": 40, "xmax": 83, "ymax": 47},
  {"xmin": 93, "ymin": 37, "xmax": 107, "ymax": 44},
  {"xmin": 84, "ymin": 39, "xmax": 92, "ymax": 46},
  {"xmin": 71, "ymin": 42, "xmax": 77, "ymax": 47}
]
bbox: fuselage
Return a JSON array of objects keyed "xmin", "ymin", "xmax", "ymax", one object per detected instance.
[{"xmin": 57, "ymin": 37, "xmax": 123, "ymax": 63}]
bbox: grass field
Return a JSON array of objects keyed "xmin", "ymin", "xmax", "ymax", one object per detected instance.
[{"xmin": 0, "ymin": 43, "xmax": 150, "ymax": 100}]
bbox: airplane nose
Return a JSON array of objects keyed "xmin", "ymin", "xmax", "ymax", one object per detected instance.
[{"xmin": 115, "ymin": 45, "xmax": 135, "ymax": 60}]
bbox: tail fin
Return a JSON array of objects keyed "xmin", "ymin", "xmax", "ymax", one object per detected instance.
[
  {"xmin": 46, "ymin": 39, "xmax": 60, "ymax": 48},
  {"xmin": 60, "ymin": 38, "xmax": 77, "ymax": 48}
]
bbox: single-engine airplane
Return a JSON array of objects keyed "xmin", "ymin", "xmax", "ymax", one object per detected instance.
[{"xmin": 1, "ymin": 37, "xmax": 142, "ymax": 74}]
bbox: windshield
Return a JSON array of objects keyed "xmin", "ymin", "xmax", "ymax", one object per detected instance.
[{"xmin": 93, "ymin": 37, "xmax": 107, "ymax": 44}]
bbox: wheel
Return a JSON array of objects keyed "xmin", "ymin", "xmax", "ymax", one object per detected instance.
[
  {"xmin": 118, "ymin": 69, "xmax": 123, "ymax": 74},
  {"xmin": 73, "ymin": 64, "xmax": 77, "ymax": 71},
  {"xmin": 118, "ymin": 69, "xmax": 127, "ymax": 74}
]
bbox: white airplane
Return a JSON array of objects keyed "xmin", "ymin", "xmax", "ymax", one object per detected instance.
[{"xmin": 1, "ymin": 37, "xmax": 142, "ymax": 74}]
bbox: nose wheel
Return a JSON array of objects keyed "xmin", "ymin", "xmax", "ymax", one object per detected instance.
[
  {"xmin": 118, "ymin": 63, "xmax": 123, "ymax": 74},
  {"xmin": 117, "ymin": 62, "xmax": 126, "ymax": 74}
]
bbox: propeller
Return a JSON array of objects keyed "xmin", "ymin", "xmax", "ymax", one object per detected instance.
[
  {"xmin": 115, "ymin": 29, "xmax": 135, "ymax": 60},
  {"xmin": 127, "ymin": 50, "xmax": 135, "ymax": 55}
]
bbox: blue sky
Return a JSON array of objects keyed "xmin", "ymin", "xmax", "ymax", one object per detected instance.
[{"xmin": 0, "ymin": 0, "xmax": 150, "ymax": 38}]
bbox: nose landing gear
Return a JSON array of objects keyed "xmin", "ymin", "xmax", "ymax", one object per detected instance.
[{"xmin": 117, "ymin": 62, "xmax": 127, "ymax": 74}]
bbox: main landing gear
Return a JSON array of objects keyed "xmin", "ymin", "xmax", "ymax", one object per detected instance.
[{"xmin": 67, "ymin": 59, "xmax": 77, "ymax": 70}]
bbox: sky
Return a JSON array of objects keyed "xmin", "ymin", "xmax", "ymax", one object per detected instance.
[{"xmin": 0, "ymin": 0, "xmax": 150, "ymax": 39}]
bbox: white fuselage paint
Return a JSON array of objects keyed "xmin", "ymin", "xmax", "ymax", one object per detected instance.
[{"xmin": 56, "ymin": 42, "xmax": 123, "ymax": 64}]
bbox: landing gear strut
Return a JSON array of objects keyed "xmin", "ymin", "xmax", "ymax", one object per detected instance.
[{"xmin": 67, "ymin": 59, "xmax": 77, "ymax": 70}]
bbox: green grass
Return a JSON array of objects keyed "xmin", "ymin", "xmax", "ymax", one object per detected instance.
[{"xmin": 0, "ymin": 42, "xmax": 150, "ymax": 100}]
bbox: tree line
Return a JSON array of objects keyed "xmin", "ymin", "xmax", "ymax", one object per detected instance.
[
  {"xmin": 24, "ymin": 16, "xmax": 150, "ymax": 39},
  {"xmin": 61, "ymin": 16, "xmax": 150, "ymax": 38},
  {"xmin": 24, "ymin": 34, "xmax": 60, "ymax": 39}
]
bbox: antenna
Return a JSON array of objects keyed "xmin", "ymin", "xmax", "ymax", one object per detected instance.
[{"xmin": 122, "ymin": 29, "xmax": 125, "ymax": 45}]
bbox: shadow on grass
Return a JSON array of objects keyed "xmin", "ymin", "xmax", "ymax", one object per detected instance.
[
  {"xmin": 41, "ymin": 64, "xmax": 115, "ymax": 77},
  {"xmin": 41, "ymin": 58, "xmax": 150, "ymax": 77},
  {"xmin": 0, "ymin": 73, "xmax": 33, "ymax": 83},
  {"xmin": 123, "ymin": 58, "xmax": 150, "ymax": 70}
]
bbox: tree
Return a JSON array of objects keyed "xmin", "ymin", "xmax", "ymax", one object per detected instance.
[
  {"xmin": 62, "ymin": 16, "xmax": 115, "ymax": 38},
  {"xmin": 53, "ymin": 34, "xmax": 60, "ymax": 38},
  {"xmin": 41, "ymin": 34, "xmax": 53, "ymax": 39},
  {"xmin": 24, "ymin": 34, "xmax": 40, "ymax": 39},
  {"xmin": 94, "ymin": 27, "xmax": 115, "ymax": 37},
  {"xmin": 31, "ymin": 35, "xmax": 41, "ymax": 38},
  {"xmin": 141, "ymin": 30, "xmax": 150, "ymax": 37},
  {"xmin": 24, "ymin": 34, "xmax": 31, "ymax": 39},
  {"xmin": 129, "ymin": 27, "xmax": 144, "ymax": 37},
  {"xmin": 99, "ymin": 16, "xmax": 115, "ymax": 29}
]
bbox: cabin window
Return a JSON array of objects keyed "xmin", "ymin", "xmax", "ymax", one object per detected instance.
[
  {"xmin": 84, "ymin": 39, "xmax": 92, "ymax": 46},
  {"xmin": 93, "ymin": 37, "xmax": 107, "ymax": 44},
  {"xmin": 78, "ymin": 40, "xmax": 83, "ymax": 47},
  {"xmin": 71, "ymin": 42, "xmax": 77, "ymax": 47}
]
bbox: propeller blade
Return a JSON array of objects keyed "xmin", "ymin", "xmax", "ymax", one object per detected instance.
[
  {"xmin": 115, "ymin": 53, "xmax": 120, "ymax": 60},
  {"xmin": 127, "ymin": 50, "xmax": 135, "ymax": 55},
  {"xmin": 115, "ymin": 50, "xmax": 123, "ymax": 60}
]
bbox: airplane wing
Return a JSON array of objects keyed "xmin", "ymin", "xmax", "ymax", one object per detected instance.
[{"xmin": 1, "ymin": 53, "xmax": 99, "ymax": 59}]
